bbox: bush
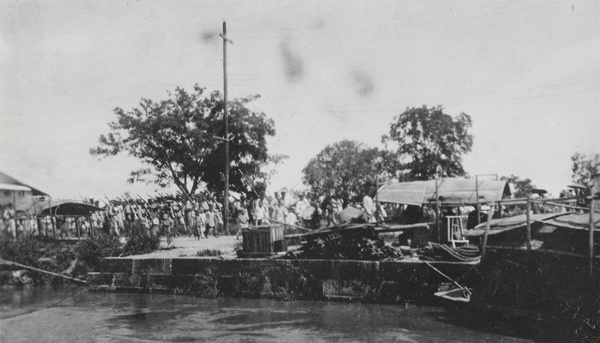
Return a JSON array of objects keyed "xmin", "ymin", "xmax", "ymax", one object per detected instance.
[
  {"xmin": 121, "ymin": 234, "xmax": 160, "ymax": 257},
  {"xmin": 196, "ymin": 249, "xmax": 222, "ymax": 257},
  {"xmin": 76, "ymin": 233, "xmax": 122, "ymax": 270},
  {"xmin": 0, "ymin": 235, "xmax": 83, "ymax": 284},
  {"xmin": 0, "ymin": 236, "xmax": 43, "ymax": 266}
]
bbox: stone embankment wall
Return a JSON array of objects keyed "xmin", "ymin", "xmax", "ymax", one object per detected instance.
[{"xmin": 89, "ymin": 257, "xmax": 475, "ymax": 303}]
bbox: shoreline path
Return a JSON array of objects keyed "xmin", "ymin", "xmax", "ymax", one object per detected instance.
[{"xmin": 128, "ymin": 235, "xmax": 241, "ymax": 259}]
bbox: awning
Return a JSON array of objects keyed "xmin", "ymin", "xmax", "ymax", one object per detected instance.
[
  {"xmin": 0, "ymin": 183, "xmax": 31, "ymax": 192},
  {"xmin": 37, "ymin": 200, "xmax": 102, "ymax": 217},
  {"xmin": 376, "ymin": 181, "xmax": 429, "ymax": 206},
  {"xmin": 464, "ymin": 213, "xmax": 566, "ymax": 237},
  {"xmin": 542, "ymin": 213, "xmax": 600, "ymax": 231},
  {"xmin": 377, "ymin": 178, "xmax": 511, "ymax": 206}
]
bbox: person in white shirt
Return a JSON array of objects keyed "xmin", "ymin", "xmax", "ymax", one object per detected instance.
[
  {"xmin": 362, "ymin": 195, "xmax": 376, "ymax": 223},
  {"xmin": 294, "ymin": 194, "xmax": 310, "ymax": 218}
]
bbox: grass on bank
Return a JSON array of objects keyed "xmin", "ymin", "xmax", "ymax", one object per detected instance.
[{"xmin": 0, "ymin": 232, "xmax": 160, "ymax": 285}]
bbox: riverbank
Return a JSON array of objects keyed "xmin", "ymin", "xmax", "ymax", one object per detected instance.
[
  {"xmin": 89, "ymin": 255, "xmax": 477, "ymax": 304},
  {"xmin": 0, "ymin": 232, "xmax": 162, "ymax": 286}
]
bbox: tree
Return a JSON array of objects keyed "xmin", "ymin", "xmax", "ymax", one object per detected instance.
[
  {"xmin": 382, "ymin": 105, "xmax": 473, "ymax": 180},
  {"xmin": 90, "ymin": 85, "xmax": 275, "ymax": 198},
  {"xmin": 302, "ymin": 140, "xmax": 383, "ymax": 206},
  {"xmin": 501, "ymin": 175, "xmax": 536, "ymax": 198},
  {"xmin": 570, "ymin": 152, "xmax": 600, "ymax": 187}
]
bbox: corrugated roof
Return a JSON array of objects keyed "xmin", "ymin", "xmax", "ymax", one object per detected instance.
[
  {"xmin": 377, "ymin": 178, "xmax": 511, "ymax": 206},
  {"xmin": 0, "ymin": 171, "xmax": 48, "ymax": 196}
]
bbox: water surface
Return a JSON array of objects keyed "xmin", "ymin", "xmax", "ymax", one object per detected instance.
[{"xmin": 1, "ymin": 287, "xmax": 534, "ymax": 342}]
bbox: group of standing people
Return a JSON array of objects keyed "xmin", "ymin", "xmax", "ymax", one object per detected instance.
[
  {"xmin": 1, "ymin": 203, "xmax": 39, "ymax": 239},
  {"xmin": 1, "ymin": 190, "xmax": 393, "ymax": 241},
  {"xmin": 98, "ymin": 197, "xmax": 224, "ymax": 243},
  {"xmin": 229, "ymin": 191, "xmax": 389, "ymax": 233}
]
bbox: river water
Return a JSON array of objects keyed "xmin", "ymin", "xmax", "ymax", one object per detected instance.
[{"xmin": 0, "ymin": 287, "xmax": 536, "ymax": 342}]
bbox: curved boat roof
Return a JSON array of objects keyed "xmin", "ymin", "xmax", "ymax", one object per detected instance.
[{"xmin": 376, "ymin": 178, "xmax": 511, "ymax": 206}]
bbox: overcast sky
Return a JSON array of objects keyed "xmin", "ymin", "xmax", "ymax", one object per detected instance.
[{"xmin": 1, "ymin": 0, "xmax": 598, "ymax": 199}]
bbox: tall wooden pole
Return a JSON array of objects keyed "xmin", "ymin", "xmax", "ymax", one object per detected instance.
[
  {"xmin": 589, "ymin": 194, "xmax": 595, "ymax": 278},
  {"xmin": 526, "ymin": 196, "xmax": 532, "ymax": 251},
  {"xmin": 221, "ymin": 22, "xmax": 232, "ymax": 233},
  {"xmin": 476, "ymin": 175, "xmax": 481, "ymax": 225},
  {"xmin": 435, "ymin": 179, "xmax": 441, "ymax": 242},
  {"xmin": 481, "ymin": 203, "xmax": 493, "ymax": 262},
  {"xmin": 590, "ymin": 174, "xmax": 600, "ymax": 278},
  {"xmin": 49, "ymin": 197, "xmax": 56, "ymax": 240},
  {"xmin": 375, "ymin": 174, "xmax": 380, "ymax": 221}
]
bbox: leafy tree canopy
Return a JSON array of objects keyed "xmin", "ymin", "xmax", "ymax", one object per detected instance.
[
  {"xmin": 90, "ymin": 85, "xmax": 275, "ymax": 198},
  {"xmin": 570, "ymin": 152, "xmax": 600, "ymax": 187},
  {"xmin": 302, "ymin": 140, "xmax": 384, "ymax": 206},
  {"xmin": 382, "ymin": 105, "xmax": 473, "ymax": 181}
]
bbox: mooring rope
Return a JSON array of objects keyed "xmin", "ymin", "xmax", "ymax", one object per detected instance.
[
  {"xmin": 424, "ymin": 260, "xmax": 472, "ymax": 296},
  {"xmin": 420, "ymin": 243, "xmax": 480, "ymax": 262}
]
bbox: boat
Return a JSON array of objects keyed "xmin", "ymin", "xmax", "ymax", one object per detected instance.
[{"xmin": 453, "ymin": 174, "xmax": 600, "ymax": 340}]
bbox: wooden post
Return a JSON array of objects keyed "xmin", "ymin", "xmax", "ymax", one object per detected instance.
[
  {"xmin": 221, "ymin": 21, "xmax": 232, "ymax": 234},
  {"xmin": 31, "ymin": 197, "xmax": 38, "ymax": 237},
  {"xmin": 12, "ymin": 191, "xmax": 18, "ymax": 238},
  {"xmin": 476, "ymin": 175, "xmax": 481, "ymax": 225},
  {"xmin": 589, "ymin": 197, "xmax": 595, "ymax": 278},
  {"xmin": 49, "ymin": 197, "xmax": 56, "ymax": 240},
  {"xmin": 481, "ymin": 203, "xmax": 493, "ymax": 262},
  {"xmin": 375, "ymin": 174, "xmax": 380, "ymax": 221},
  {"xmin": 87, "ymin": 215, "xmax": 93, "ymax": 237},
  {"xmin": 435, "ymin": 179, "xmax": 441, "ymax": 242},
  {"xmin": 526, "ymin": 196, "xmax": 532, "ymax": 251},
  {"xmin": 76, "ymin": 216, "xmax": 81, "ymax": 239}
]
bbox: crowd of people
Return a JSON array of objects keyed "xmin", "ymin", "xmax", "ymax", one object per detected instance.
[
  {"xmin": 1, "ymin": 202, "xmax": 38, "ymax": 239},
  {"xmin": 2, "ymin": 187, "xmax": 583, "ymax": 244},
  {"xmin": 0, "ymin": 189, "xmax": 395, "ymax": 242}
]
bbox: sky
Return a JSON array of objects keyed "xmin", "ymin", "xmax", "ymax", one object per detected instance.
[{"xmin": 1, "ymin": 0, "xmax": 598, "ymax": 199}]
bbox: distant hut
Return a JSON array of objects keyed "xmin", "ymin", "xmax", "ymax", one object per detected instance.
[{"xmin": 0, "ymin": 171, "xmax": 48, "ymax": 213}]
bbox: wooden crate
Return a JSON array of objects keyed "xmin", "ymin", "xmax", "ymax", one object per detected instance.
[{"xmin": 242, "ymin": 225, "xmax": 285, "ymax": 254}]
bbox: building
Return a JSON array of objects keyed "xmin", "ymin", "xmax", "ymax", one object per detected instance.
[{"xmin": 0, "ymin": 171, "xmax": 48, "ymax": 213}]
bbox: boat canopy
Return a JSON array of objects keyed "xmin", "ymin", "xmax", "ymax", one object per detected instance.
[
  {"xmin": 36, "ymin": 200, "xmax": 102, "ymax": 217},
  {"xmin": 464, "ymin": 212, "xmax": 600, "ymax": 237},
  {"xmin": 464, "ymin": 213, "xmax": 564, "ymax": 237},
  {"xmin": 542, "ymin": 213, "xmax": 600, "ymax": 231},
  {"xmin": 376, "ymin": 178, "xmax": 511, "ymax": 206}
]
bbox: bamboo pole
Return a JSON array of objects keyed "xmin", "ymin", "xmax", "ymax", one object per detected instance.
[
  {"xmin": 435, "ymin": 179, "xmax": 441, "ymax": 243},
  {"xmin": 0, "ymin": 259, "xmax": 86, "ymax": 284},
  {"xmin": 76, "ymin": 216, "xmax": 81, "ymax": 239},
  {"xmin": 49, "ymin": 197, "xmax": 56, "ymax": 240},
  {"xmin": 526, "ymin": 196, "xmax": 532, "ymax": 251},
  {"xmin": 589, "ymin": 198, "xmax": 595, "ymax": 278},
  {"xmin": 481, "ymin": 206, "xmax": 492, "ymax": 263},
  {"xmin": 476, "ymin": 175, "xmax": 480, "ymax": 225},
  {"xmin": 375, "ymin": 174, "xmax": 380, "ymax": 221},
  {"xmin": 31, "ymin": 197, "xmax": 38, "ymax": 236}
]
